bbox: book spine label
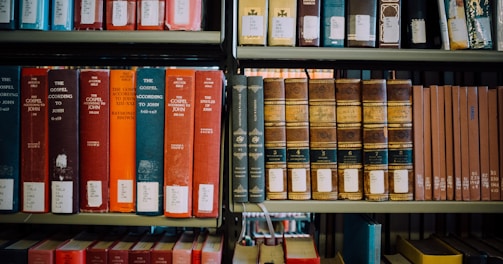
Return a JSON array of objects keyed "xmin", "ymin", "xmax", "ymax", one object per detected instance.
[
  {"xmin": 378, "ymin": 0, "xmax": 400, "ymax": 48},
  {"xmin": 239, "ymin": 0, "xmax": 268, "ymax": 45},
  {"xmin": 48, "ymin": 69, "xmax": 79, "ymax": 214},
  {"xmin": 347, "ymin": 0, "xmax": 377, "ymax": 47},
  {"xmin": 165, "ymin": 0, "xmax": 202, "ymax": 30},
  {"xmin": 0, "ymin": 0, "xmax": 16, "ymax": 29},
  {"xmin": 87, "ymin": 249, "xmax": 108, "ymax": 263},
  {"xmin": 268, "ymin": 0, "xmax": 297, "ymax": 46},
  {"xmin": 135, "ymin": 68, "xmax": 165, "ymax": 215},
  {"xmin": 465, "ymin": 0, "xmax": 493, "ymax": 49},
  {"xmin": 231, "ymin": 75, "xmax": 248, "ymax": 203},
  {"xmin": 137, "ymin": 0, "xmax": 165, "ymax": 30},
  {"xmin": 404, "ymin": 0, "xmax": 428, "ymax": 48},
  {"xmin": 74, "ymin": 0, "xmax": 104, "ymax": 29},
  {"xmin": 0, "ymin": 66, "xmax": 20, "ymax": 212},
  {"xmin": 106, "ymin": 0, "xmax": 136, "ymax": 30},
  {"xmin": 297, "ymin": 0, "xmax": 320, "ymax": 46},
  {"xmin": 79, "ymin": 69, "xmax": 110, "ymax": 212},
  {"xmin": 322, "ymin": 0, "xmax": 345, "ymax": 47},
  {"xmin": 51, "ymin": 0, "xmax": 74, "ymax": 30},
  {"xmin": 487, "ymin": 89, "xmax": 500, "ymax": 200},
  {"xmin": 19, "ymin": 0, "xmax": 50, "ymax": 30},
  {"xmin": 412, "ymin": 85, "xmax": 425, "ymax": 200},
  {"xmin": 247, "ymin": 76, "xmax": 265, "ymax": 203},
  {"xmin": 467, "ymin": 86, "xmax": 480, "ymax": 200}
]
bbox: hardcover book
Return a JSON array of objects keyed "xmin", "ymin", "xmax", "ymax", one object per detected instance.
[
  {"xmin": 297, "ymin": 0, "xmax": 320, "ymax": 46},
  {"xmin": 321, "ymin": 0, "xmax": 345, "ymax": 47},
  {"xmin": 445, "ymin": 0, "xmax": 470, "ymax": 50},
  {"xmin": 193, "ymin": 70, "xmax": 224, "ymax": 217},
  {"xmin": 343, "ymin": 214, "xmax": 382, "ymax": 264},
  {"xmin": 0, "ymin": 66, "xmax": 20, "ymax": 213},
  {"xmin": 267, "ymin": 0, "xmax": 297, "ymax": 46},
  {"xmin": 403, "ymin": 0, "xmax": 429, "ymax": 48},
  {"xmin": 247, "ymin": 76, "xmax": 265, "ymax": 203},
  {"xmin": 309, "ymin": 78, "xmax": 337, "ymax": 200},
  {"xmin": 86, "ymin": 233, "xmax": 122, "ymax": 264},
  {"xmin": 109, "ymin": 232, "xmax": 143, "ymax": 264},
  {"xmin": 231, "ymin": 75, "xmax": 248, "ymax": 203},
  {"xmin": 497, "ymin": 0, "xmax": 503, "ymax": 51},
  {"xmin": 51, "ymin": 0, "xmax": 74, "ymax": 30},
  {"xmin": 437, "ymin": 0, "xmax": 451, "ymax": 50},
  {"xmin": 20, "ymin": 67, "xmax": 50, "ymax": 213},
  {"xmin": 74, "ymin": 0, "xmax": 104, "ymax": 30},
  {"xmin": 129, "ymin": 233, "xmax": 161, "ymax": 264},
  {"xmin": 467, "ymin": 86, "xmax": 480, "ymax": 200},
  {"xmin": 423, "ymin": 87, "xmax": 432, "ymax": 200},
  {"xmin": 172, "ymin": 231, "xmax": 196, "ymax": 264},
  {"xmin": 347, "ymin": 0, "xmax": 377, "ymax": 47},
  {"xmin": 464, "ymin": 0, "xmax": 493, "ymax": 49},
  {"xmin": 487, "ymin": 89, "xmax": 500, "ymax": 200},
  {"xmin": 412, "ymin": 85, "xmax": 424, "ymax": 201},
  {"xmin": 19, "ymin": 0, "xmax": 49, "ymax": 30},
  {"xmin": 48, "ymin": 68, "xmax": 80, "ymax": 214},
  {"xmin": 137, "ymin": 0, "xmax": 165, "ymax": 30},
  {"xmin": 0, "ymin": 0, "xmax": 16, "ymax": 29},
  {"xmin": 477, "ymin": 86, "xmax": 490, "ymax": 201},
  {"xmin": 165, "ymin": 0, "xmax": 202, "ymax": 30},
  {"xmin": 201, "ymin": 233, "xmax": 224, "ymax": 264},
  {"xmin": 28, "ymin": 233, "xmax": 73, "ymax": 264},
  {"xmin": 430, "ymin": 85, "xmax": 446, "ymax": 200},
  {"xmin": 150, "ymin": 233, "xmax": 178, "ymax": 264},
  {"xmin": 164, "ymin": 68, "xmax": 196, "ymax": 218},
  {"xmin": 1, "ymin": 232, "xmax": 49, "ymax": 264},
  {"xmin": 79, "ymin": 69, "xmax": 110, "ymax": 213},
  {"xmin": 106, "ymin": 0, "xmax": 136, "ymax": 30},
  {"xmin": 396, "ymin": 235, "xmax": 462, "ymax": 264},
  {"xmin": 135, "ymin": 67, "xmax": 165, "ymax": 216},
  {"xmin": 238, "ymin": 0, "xmax": 268, "ymax": 45},
  {"xmin": 56, "ymin": 231, "xmax": 100, "ymax": 264},
  {"xmin": 500, "ymin": 87, "xmax": 503, "ymax": 198},
  {"xmin": 191, "ymin": 232, "xmax": 206, "ymax": 264},
  {"xmin": 378, "ymin": 0, "xmax": 401, "ymax": 48},
  {"xmin": 110, "ymin": 69, "xmax": 136, "ymax": 213},
  {"xmin": 451, "ymin": 86, "xmax": 462, "ymax": 200},
  {"xmin": 284, "ymin": 236, "xmax": 320, "ymax": 263},
  {"xmin": 459, "ymin": 86, "xmax": 470, "ymax": 200},
  {"xmin": 444, "ymin": 85, "xmax": 454, "ymax": 200}
]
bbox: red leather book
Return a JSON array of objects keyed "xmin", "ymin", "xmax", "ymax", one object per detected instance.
[
  {"xmin": 192, "ymin": 70, "xmax": 224, "ymax": 218},
  {"xmin": 478, "ymin": 86, "xmax": 490, "ymax": 201},
  {"xmin": 467, "ymin": 86, "xmax": 480, "ymax": 200},
  {"xmin": 150, "ymin": 233, "xmax": 178, "ymax": 264},
  {"xmin": 129, "ymin": 233, "xmax": 161, "ymax": 264},
  {"xmin": 297, "ymin": 0, "xmax": 321, "ymax": 46},
  {"xmin": 164, "ymin": 68, "xmax": 196, "ymax": 218},
  {"xmin": 165, "ymin": 0, "xmax": 202, "ymax": 30},
  {"xmin": 20, "ymin": 67, "xmax": 50, "ymax": 213},
  {"xmin": 172, "ymin": 231, "xmax": 196, "ymax": 264},
  {"xmin": 106, "ymin": 0, "xmax": 137, "ymax": 30},
  {"xmin": 28, "ymin": 233, "xmax": 72, "ymax": 264},
  {"xmin": 79, "ymin": 69, "xmax": 110, "ymax": 213},
  {"xmin": 86, "ymin": 233, "xmax": 123, "ymax": 264},
  {"xmin": 201, "ymin": 233, "xmax": 223, "ymax": 264},
  {"xmin": 191, "ymin": 233, "xmax": 206, "ymax": 264},
  {"xmin": 74, "ymin": 0, "xmax": 105, "ymax": 29},
  {"xmin": 109, "ymin": 232, "xmax": 143, "ymax": 264},
  {"xmin": 56, "ymin": 232, "xmax": 99, "ymax": 264},
  {"xmin": 488, "ymin": 89, "xmax": 500, "ymax": 200},
  {"xmin": 137, "ymin": 0, "xmax": 165, "ymax": 30}
]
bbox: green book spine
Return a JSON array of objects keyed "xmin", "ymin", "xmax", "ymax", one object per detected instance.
[
  {"xmin": 247, "ymin": 76, "xmax": 265, "ymax": 203},
  {"xmin": 231, "ymin": 75, "xmax": 249, "ymax": 203}
]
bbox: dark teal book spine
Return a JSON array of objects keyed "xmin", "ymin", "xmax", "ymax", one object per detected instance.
[
  {"xmin": 135, "ymin": 67, "xmax": 165, "ymax": 216},
  {"xmin": 231, "ymin": 75, "xmax": 248, "ymax": 203},
  {"xmin": 247, "ymin": 76, "xmax": 265, "ymax": 203},
  {"xmin": 0, "ymin": 66, "xmax": 20, "ymax": 213},
  {"xmin": 0, "ymin": 0, "xmax": 17, "ymax": 29},
  {"xmin": 51, "ymin": 0, "xmax": 74, "ymax": 30},
  {"xmin": 322, "ymin": 0, "xmax": 345, "ymax": 47},
  {"xmin": 465, "ymin": 0, "xmax": 493, "ymax": 49},
  {"xmin": 19, "ymin": 0, "xmax": 50, "ymax": 30}
]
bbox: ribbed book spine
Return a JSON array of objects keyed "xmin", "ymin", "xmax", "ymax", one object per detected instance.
[
  {"xmin": 231, "ymin": 75, "xmax": 248, "ymax": 203},
  {"xmin": 309, "ymin": 78, "xmax": 337, "ymax": 200},
  {"xmin": 336, "ymin": 78, "xmax": 363, "ymax": 200},
  {"xmin": 247, "ymin": 76, "xmax": 265, "ymax": 203},
  {"xmin": 321, "ymin": 0, "xmax": 345, "ymax": 47}
]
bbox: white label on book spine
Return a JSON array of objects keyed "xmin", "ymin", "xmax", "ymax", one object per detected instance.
[
  {"xmin": 51, "ymin": 181, "xmax": 73, "ymax": 213},
  {"xmin": 112, "ymin": 1, "xmax": 127, "ymax": 26},
  {"xmin": 141, "ymin": 0, "xmax": 159, "ymax": 26},
  {"xmin": 268, "ymin": 168, "xmax": 284, "ymax": 192},
  {"xmin": 117, "ymin": 179, "xmax": 133, "ymax": 203},
  {"xmin": 303, "ymin": 15, "xmax": 319, "ymax": 40},
  {"xmin": 21, "ymin": 0, "xmax": 37, "ymax": 24},
  {"xmin": 393, "ymin": 170, "xmax": 409, "ymax": 193},
  {"xmin": 475, "ymin": 17, "xmax": 492, "ymax": 42},
  {"xmin": 369, "ymin": 170, "xmax": 385, "ymax": 194},
  {"xmin": 198, "ymin": 184, "xmax": 214, "ymax": 212},
  {"xmin": 137, "ymin": 182, "xmax": 159, "ymax": 212},
  {"xmin": 0, "ymin": 0, "xmax": 12, "ymax": 23},
  {"xmin": 344, "ymin": 168, "xmax": 359, "ymax": 192},
  {"xmin": 165, "ymin": 185, "xmax": 188, "ymax": 213},
  {"xmin": 411, "ymin": 19, "xmax": 426, "ymax": 44},
  {"xmin": 87, "ymin": 180, "xmax": 103, "ymax": 207},
  {"xmin": 174, "ymin": 0, "xmax": 189, "ymax": 25},
  {"xmin": 329, "ymin": 16, "xmax": 345, "ymax": 39},
  {"xmin": 292, "ymin": 168, "xmax": 307, "ymax": 192},
  {"xmin": 80, "ymin": 0, "xmax": 96, "ymax": 24},
  {"xmin": 383, "ymin": 17, "xmax": 399, "ymax": 42},
  {"xmin": 53, "ymin": 0, "xmax": 68, "ymax": 26},
  {"xmin": 272, "ymin": 17, "xmax": 294, "ymax": 39},
  {"xmin": 449, "ymin": 18, "xmax": 469, "ymax": 42},
  {"xmin": 243, "ymin": 15, "xmax": 264, "ymax": 37},
  {"xmin": 355, "ymin": 15, "xmax": 370, "ymax": 41},
  {"xmin": 0, "ymin": 178, "xmax": 14, "ymax": 210},
  {"xmin": 23, "ymin": 182, "xmax": 45, "ymax": 212},
  {"xmin": 317, "ymin": 169, "xmax": 332, "ymax": 192}
]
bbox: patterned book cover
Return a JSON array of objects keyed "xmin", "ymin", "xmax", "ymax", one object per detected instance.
[
  {"xmin": 378, "ymin": 0, "xmax": 401, "ymax": 48},
  {"xmin": 465, "ymin": 0, "xmax": 493, "ymax": 49},
  {"xmin": 247, "ymin": 76, "xmax": 265, "ymax": 203},
  {"xmin": 231, "ymin": 75, "xmax": 249, "ymax": 203}
]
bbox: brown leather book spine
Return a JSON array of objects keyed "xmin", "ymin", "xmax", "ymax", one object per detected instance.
[
  {"xmin": 378, "ymin": 0, "xmax": 401, "ymax": 48},
  {"xmin": 459, "ymin": 86, "xmax": 470, "ymax": 200},
  {"xmin": 412, "ymin": 85, "xmax": 424, "ymax": 200},
  {"xmin": 444, "ymin": 85, "xmax": 455, "ymax": 200},
  {"xmin": 298, "ymin": 0, "xmax": 321, "ymax": 46},
  {"xmin": 387, "ymin": 79, "xmax": 413, "ymax": 201},
  {"xmin": 429, "ymin": 85, "xmax": 443, "ymax": 200},
  {"xmin": 439, "ymin": 86, "xmax": 447, "ymax": 200},
  {"xmin": 285, "ymin": 78, "xmax": 311, "ymax": 200},
  {"xmin": 478, "ymin": 86, "xmax": 490, "ymax": 200},
  {"xmin": 264, "ymin": 78, "xmax": 288, "ymax": 200},
  {"xmin": 451, "ymin": 86, "xmax": 463, "ymax": 200},
  {"xmin": 336, "ymin": 78, "xmax": 363, "ymax": 200},
  {"xmin": 347, "ymin": 0, "xmax": 377, "ymax": 47},
  {"xmin": 423, "ymin": 87, "xmax": 432, "ymax": 200},
  {"xmin": 467, "ymin": 86, "xmax": 480, "ymax": 200},
  {"xmin": 362, "ymin": 79, "xmax": 388, "ymax": 201},
  {"xmin": 309, "ymin": 78, "xmax": 337, "ymax": 200},
  {"xmin": 488, "ymin": 89, "xmax": 500, "ymax": 200}
]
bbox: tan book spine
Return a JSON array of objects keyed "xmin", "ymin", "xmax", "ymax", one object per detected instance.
[
  {"xmin": 387, "ymin": 79, "xmax": 413, "ymax": 201},
  {"xmin": 412, "ymin": 85, "xmax": 424, "ymax": 201},
  {"xmin": 467, "ymin": 86, "xmax": 480, "ymax": 200},
  {"xmin": 238, "ymin": 0, "xmax": 268, "ymax": 46},
  {"xmin": 488, "ymin": 89, "xmax": 500, "ymax": 200},
  {"xmin": 285, "ymin": 78, "xmax": 311, "ymax": 200},
  {"xmin": 478, "ymin": 86, "xmax": 490, "ymax": 200},
  {"xmin": 423, "ymin": 87, "xmax": 432, "ymax": 200},
  {"xmin": 362, "ymin": 79, "xmax": 389, "ymax": 201},
  {"xmin": 268, "ymin": 0, "xmax": 297, "ymax": 46},
  {"xmin": 309, "ymin": 78, "xmax": 337, "ymax": 200},
  {"xmin": 451, "ymin": 86, "xmax": 463, "ymax": 200},
  {"xmin": 430, "ymin": 85, "xmax": 444, "ymax": 200},
  {"xmin": 500, "ymin": 87, "xmax": 503, "ymax": 199},
  {"xmin": 444, "ymin": 85, "xmax": 454, "ymax": 200},
  {"xmin": 459, "ymin": 86, "xmax": 470, "ymax": 200},
  {"xmin": 264, "ymin": 78, "xmax": 288, "ymax": 200},
  {"xmin": 336, "ymin": 78, "xmax": 363, "ymax": 200}
]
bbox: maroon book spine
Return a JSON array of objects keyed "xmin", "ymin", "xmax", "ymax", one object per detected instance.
[{"xmin": 297, "ymin": 0, "xmax": 321, "ymax": 46}]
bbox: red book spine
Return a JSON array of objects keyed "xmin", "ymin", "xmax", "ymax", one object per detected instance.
[
  {"xmin": 79, "ymin": 69, "xmax": 110, "ymax": 213},
  {"xmin": 192, "ymin": 70, "xmax": 224, "ymax": 218},
  {"xmin": 165, "ymin": 0, "xmax": 202, "ymax": 30},
  {"xmin": 20, "ymin": 67, "xmax": 50, "ymax": 213},
  {"xmin": 74, "ymin": 0, "xmax": 105, "ymax": 29},
  {"xmin": 106, "ymin": 0, "xmax": 137, "ymax": 30},
  {"xmin": 164, "ymin": 69, "xmax": 196, "ymax": 218},
  {"xmin": 56, "ymin": 249, "xmax": 87, "ymax": 264}
]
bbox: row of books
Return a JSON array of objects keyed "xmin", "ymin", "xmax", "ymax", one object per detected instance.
[
  {"xmin": 231, "ymin": 74, "xmax": 503, "ymax": 203},
  {"xmin": 0, "ymin": 66, "xmax": 223, "ymax": 218},
  {"xmin": 0, "ymin": 0, "xmax": 204, "ymax": 31},
  {"xmin": 0, "ymin": 228, "xmax": 223, "ymax": 264},
  {"xmin": 238, "ymin": 0, "xmax": 503, "ymax": 50}
]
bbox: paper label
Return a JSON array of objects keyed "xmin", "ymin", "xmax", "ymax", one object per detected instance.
[
  {"xmin": 112, "ymin": 1, "xmax": 127, "ymax": 26},
  {"xmin": 21, "ymin": 0, "xmax": 37, "ymax": 24},
  {"xmin": 80, "ymin": 0, "xmax": 96, "ymax": 24},
  {"xmin": 53, "ymin": 0, "xmax": 69, "ymax": 26},
  {"xmin": 369, "ymin": 170, "xmax": 385, "ymax": 194},
  {"xmin": 117, "ymin": 179, "xmax": 133, "ymax": 203},
  {"xmin": 272, "ymin": 17, "xmax": 294, "ymax": 39},
  {"xmin": 475, "ymin": 17, "xmax": 492, "ymax": 42},
  {"xmin": 0, "ymin": 0, "xmax": 12, "ymax": 23},
  {"xmin": 86, "ymin": 180, "xmax": 103, "ymax": 207},
  {"xmin": 292, "ymin": 169, "xmax": 307, "ymax": 192},
  {"xmin": 137, "ymin": 182, "xmax": 159, "ymax": 212},
  {"xmin": 411, "ymin": 19, "xmax": 426, "ymax": 44},
  {"xmin": 174, "ymin": 0, "xmax": 189, "ymax": 25},
  {"xmin": 329, "ymin": 16, "xmax": 344, "ymax": 39},
  {"xmin": 141, "ymin": 0, "xmax": 159, "ymax": 26},
  {"xmin": 242, "ymin": 15, "xmax": 264, "ymax": 37},
  {"xmin": 51, "ymin": 181, "xmax": 73, "ymax": 213},
  {"xmin": 0, "ymin": 179, "xmax": 14, "ymax": 210},
  {"xmin": 23, "ymin": 182, "xmax": 45, "ymax": 212},
  {"xmin": 268, "ymin": 168, "xmax": 284, "ymax": 192},
  {"xmin": 303, "ymin": 15, "xmax": 319, "ymax": 40},
  {"xmin": 355, "ymin": 15, "xmax": 370, "ymax": 41},
  {"xmin": 383, "ymin": 17, "xmax": 399, "ymax": 42},
  {"xmin": 165, "ymin": 185, "xmax": 189, "ymax": 214},
  {"xmin": 316, "ymin": 169, "xmax": 332, "ymax": 192},
  {"xmin": 344, "ymin": 168, "xmax": 359, "ymax": 192},
  {"xmin": 449, "ymin": 18, "xmax": 469, "ymax": 42},
  {"xmin": 197, "ymin": 184, "xmax": 214, "ymax": 212},
  {"xmin": 393, "ymin": 170, "xmax": 409, "ymax": 193}
]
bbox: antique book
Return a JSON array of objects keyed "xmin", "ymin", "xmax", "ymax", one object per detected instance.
[
  {"xmin": 106, "ymin": 0, "xmax": 137, "ymax": 30},
  {"xmin": 467, "ymin": 86, "xmax": 480, "ymax": 200},
  {"xmin": 172, "ymin": 231, "xmax": 196, "ymax": 264},
  {"xmin": 321, "ymin": 0, "xmax": 345, "ymax": 47},
  {"xmin": 412, "ymin": 85, "xmax": 424, "ymax": 201},
  {"xmin": 335, "ymin": 78, "xmax": 363, "ymax": 200},
  {"xmin": 445, "ymin": 0, "xmax": 470, "ymax": 50},
  {"xmin": 451, "ymin": 86, "xmax": 463, "ymax": 200},
  {"xmin": 0, "ymin": 66, "xmax": 20, "ymax": 213},
  {"xmin": 165, "ymin": 0, "xmax": 202, "ymax": 30},
  {"xmin": 347, "ymin": 0, "xmax": 377, "ymax": 47},
  {"xmin": 487, "ymin": 89, "xmax": 500, "ymax": 200},
  {"xmin": 150, "ymin": 233, "xmax": 178, "ymax": 264},
  {"xmin": 135, "ymin": 67, "xmax": 165, "ymax": 216},
  {"xmin": 443, "ymin": 85, "xmax": 455, "ymax": 200},
  {"xmin": 164, "ymin": 68, "xmax": 196, "ymax": 217},
  {"xmin": 238, "ymin": 0, "xmax": 268, "ymax": 45},
  {"xmin": 51, "ymin": 0, "xmax": 74, "ymax": 30},
  {"xmin": 263, "ymin": 77, "xmax": 287, "ymax": 200},
  {"xmin": 267, "ymin": 0, "xmax": 297, "ymax": 46},
  {"xmin": 0, "ymin": 0, "xmax": 16, "ymax": 29},
  {"xmin": 56, "ymin": 232, "xmax": 100, "ymax": 264},
  {"xmin": 378, "ymin": 0, "xmax": 401, "ymax": 48},
  {"xmin": 109, "ymin": 69, "xmax": 136, "ymax": 213},
  {"xmin": 19, "ymin": 0, "xmax": 49, "ymax": 30},
  {"xmin": 193, "ymin": 70, "xmax": 224, "ymax": 217},
  {"xmin": 137, "ymin": 0, "xmax": 165, "ymax": 30},
  {"xmin": 387, "ymin": 79, "xmax": 413, "ymax": 201},
  {"xmin": 308, "ymin": 78, "xmax": 337, "ymax": 200},
  {"xmin": 423, "ymin": 87, "xmax": 432, "ymax": 200},
  {"xmin": 48, "ymin": 68, "xmax": 80, "ymax": 214},
  {"xmin": 20, "ymin": 67, "xmax": 50, "ymax": 213},
  {"xmin": 231, "ymin": 75, "xmax": 248, "ymax": 203},
  {"xmin": 297, "ymin": 0, "xmax": 321, "ymax": 46},
  {"xmin": 285, "ymin": 78, "xmax": 311, "ymax": 200},
  {"xmin": 465, "ymin": 0, "xmax": 493, "ymax": 49},
  {"xmin": 459, "ymin": 86, "xmax": 471, "ymax": 200},
  {"xmin": 79, "ymin": 69, "xmax": 110, "ymax": 213},
  {"xmin": 247, "ymin": 76, "xmax": 265, "ymax": 203},
  {"xmin": 201, "ymin": 233, "xmax": 224, "ymax": 264},
  {"xmin": 74, "ymin": 0, "xmax": 104, "ymax": 30},
  {"xmin": 362, "ymin": 79, "xmax": 389, "ymax": 201},
  {"xmin": 478, "ymin": 86, "xmax": 490, "ymax": 201}
]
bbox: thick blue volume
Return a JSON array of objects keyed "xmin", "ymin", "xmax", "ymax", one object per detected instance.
[
  {"xmin": 0, "ymin": 0, "xmax": 17, "ymax": 29},
  {"xmin": 51, "ymin": 0, "xmax": 74, "ymax": 30},
  {"xmin": 19, "ymin": 0, "xmax": 50, "ymax": 30},
  {"xmin": 135, "ymin": 67, "xmax": 166, "ymax": 216}
]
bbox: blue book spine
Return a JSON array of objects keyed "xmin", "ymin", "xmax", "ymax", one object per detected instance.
[
  {"xmin": 135, "ymin": 67, "xmax": 165, "ymax": 216},
  {"xmin": 0, "ymin": 66, "xmax": 21, "ymax": 213},
  {"xmin": 322, "ymin": 0, "xmax": 345, "ymax": 47},
  {"xmin": 51, "ymin": 0, "xmax": 73, "ymax": 30},
  {"xmin": 0, "ymin": 0, "xmax": 17, "ymax": 29},
  {"xmin": 19, "ymin": 0, "xmax": 49, "ymax": 30}
]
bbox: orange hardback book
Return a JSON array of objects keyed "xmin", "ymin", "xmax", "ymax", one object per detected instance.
[
  {"xmin": 164, "ymin": 68, "xmax": 196, "ymax": 218},
  {"xmin": 423, "ymin": 87, "xmax": 432, "ymax": 200},
  {"xmin": 106, "ymin": 0, "xmax": 137, "ymax": 30},
  {"xmin": 478, "ymin": 86, "xmax": 490, "ymax": 200},
  {"xmin": 412, "ymin": 85, "xmax": 424, "ymax": 201},
  {"xmin": 444, "ymin": 85, "xmax": 454, "ymax": 200},
  {"xmin": 165, "ymin": 0, "xmax": 202, "ymax": 30},
  {"xmin": 467, "ymin": 86, "xmax": 480, "ymax": 200},
  {"xmin": 451, "ymin": 86, "xmax": 463, "ymax": 200},
  {"xmin": 459, "ymin": 87, "xmax": 470, "ymax": 200},
  {"xmin": 192, "ymin": 70, "xmax": 224, "ymax": 218},
  {"xmin": 109, "ymin": 69, "xmax": 137, "ymax": 212}
]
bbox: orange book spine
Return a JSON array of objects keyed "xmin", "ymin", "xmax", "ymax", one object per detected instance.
[
  {"xmin": 459, "ymin": 87, "xmax": 470, "ymax": 200},
  {"xmin": 467, "ymin": 86, "xmax": 480, "ymax": 200},
  {"xmin": 109, "ymin": 69, "xmax": 137, "ymax": 212},
  {"xmin": 423, "ymin": 87, "xmax": 432, "ymax": 200},
  {"xmin": 444, "ymin": 85, "xmax": 454, "ymax": 200},
  {"xmin": 488, "ymin": 89, "xmax": 500, "ymax": 200},
  {"xmin": 478, "ymin": 86, "xmax": 490, "ymax": 201},
  {"xmin": 452, "ymin": 86, "xmax": 463, "ymax": 200},
  {"xmin": 429, "ymin": 85, "xmax": 444, "ymax": 201},
  {"xmin": 412, "ymin": 85, "xmax": 424, "ymax": 201},
  {"xmin": 164, "ymin": 69, "xmax": 196, "ymax": 218},
  {"xmin": 498, "ymin": 87, "xmax": 503, "ymax": 199},
  {"xmin": 165, "ymin": 0, "xmax": 202, "ymax": 30}
]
